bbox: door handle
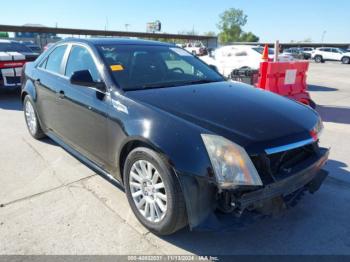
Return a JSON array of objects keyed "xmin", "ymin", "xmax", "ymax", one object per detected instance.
[{"xmin": 58, "ymin": 90, "xmax": 65, "ymax": 99}]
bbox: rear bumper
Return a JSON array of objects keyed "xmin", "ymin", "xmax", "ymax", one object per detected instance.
[
  {"xmin": 0, "ymin": 67, "xmax": 22, "ymax": 89},
  {"xmin": 235, "ymin": 147, "xmax": 329, "ymax": 210}
]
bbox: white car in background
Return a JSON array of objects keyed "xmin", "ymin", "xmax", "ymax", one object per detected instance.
[
  {"xmin": 200, "ymin": 45, "xmax": 293, "ymax": 77},
  {"xmin": 300, "ymin": 47, "xmax": 315, "ymax": 55},
  {"xmin": 312, "ymin": 47, "xmax": 350, "ymax": 64},
  {"xmin": 183, "ymin": 42, "xmax": 207, "ymax": 56}
]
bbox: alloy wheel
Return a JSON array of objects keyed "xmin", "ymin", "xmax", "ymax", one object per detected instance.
[
  {"xmin": 129, "ymin": 160, "xmax": 167, "ymax": 223},
  {"xmin": 25, "ymin": 100, "xmax": 37, "ymax": 135}
]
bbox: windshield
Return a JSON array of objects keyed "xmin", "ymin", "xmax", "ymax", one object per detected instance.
[
  {"xmin": 97, "ymin": 44, "xmax": 224, "ymax": 91},
  {"xmin": 0, "ymin": 42, "xmax": 32, "ymax": 53},
  {"xmin": 252, "ymin": 47, "xmax": 274, "ymax": 55}
]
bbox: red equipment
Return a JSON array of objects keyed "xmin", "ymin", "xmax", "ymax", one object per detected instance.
[{"xmin": 256, "ymin": 60, "xmax": 314, "ymax": 108}]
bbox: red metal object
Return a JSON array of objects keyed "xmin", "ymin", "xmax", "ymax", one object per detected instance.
[{"xmin": 256, "ymin": 60, "xmax": 312, "ymax": 106}]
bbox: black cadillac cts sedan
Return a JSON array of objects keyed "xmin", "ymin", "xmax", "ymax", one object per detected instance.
[{"xmin": 21, "ymin": 38, "xmax": 329, "ymax": 235}]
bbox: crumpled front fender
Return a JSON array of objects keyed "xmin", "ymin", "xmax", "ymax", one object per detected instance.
[{"xmin": 175, "ymin": 171, "xmax": 217, "ymax": 229}]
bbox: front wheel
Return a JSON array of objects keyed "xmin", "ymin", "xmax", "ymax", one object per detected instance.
[
  {"xmin": 314, "ymin": 55, "xmax": 323, "ymax": 63},
  {"xmin": 23, "ymin": 96, "xmax": 45, "ymax": 139},
  {"xmin": 124, "ymin": 147, "xmax": 187, "ymax": 235}
]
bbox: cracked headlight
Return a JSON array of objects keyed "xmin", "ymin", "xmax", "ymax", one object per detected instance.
[{"xmin": 201, "ymin": 134, "xmax": 263, "ymax": 189}]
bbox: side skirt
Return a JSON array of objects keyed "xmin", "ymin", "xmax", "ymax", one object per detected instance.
[{"xmin": 46, "ymin": 131, "xmax": 124, "ymax": 190}]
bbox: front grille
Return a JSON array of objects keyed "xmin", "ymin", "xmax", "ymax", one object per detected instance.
[{"xmin": 251, "ymin": 143, "xmax": 319, "ymax": 184}]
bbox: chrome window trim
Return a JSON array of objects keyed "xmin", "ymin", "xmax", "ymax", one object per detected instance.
[{"xmin": 265, "ymin": 138, "xmax": 314, "ymax": 155}]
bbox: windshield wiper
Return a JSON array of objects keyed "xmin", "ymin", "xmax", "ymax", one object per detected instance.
[
  {"xmin": 126, "ymin": 79, "xmax": 222, "ymax": 91},
  {"xmin": 181, "ymin": 79, "xmax": 222, "ymax": 86}
]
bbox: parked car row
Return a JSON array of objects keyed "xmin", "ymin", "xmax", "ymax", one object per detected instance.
[
  {"xmin": 0, "ymin": 40, "xmax": 40, "ymax": 90},
  {"xmin": 282, "ymin": 47, "xmax": 312, "ymax": 60}
]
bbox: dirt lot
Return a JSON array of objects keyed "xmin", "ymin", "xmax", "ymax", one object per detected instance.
[{"xmin": 0, "ymin": 62, "xmax": 349, "ymax": 255}]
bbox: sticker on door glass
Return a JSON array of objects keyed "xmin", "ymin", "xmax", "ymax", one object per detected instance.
[
  {"xmin": 170, "ymin": 47, "xmax": 192, "ymax": 56},
  {"xmin": 284, "ymin": 69, "xmax": 297, "ymax": 85}
]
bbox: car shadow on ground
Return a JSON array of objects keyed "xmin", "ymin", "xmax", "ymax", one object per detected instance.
[
  {"xmin": 308, "ymin": 85, "xmax": 338, "ymax": 92},
  {"xmin": 156, "ymin": 158, "xmax": 350, "ymax": 255},
  {"xmin": 316, "ymin": 105, "xmax": 350, "ymax": 125},
  {"xmin": 0, "ymin": 89, "xmax": 22, "ymax": 111}
]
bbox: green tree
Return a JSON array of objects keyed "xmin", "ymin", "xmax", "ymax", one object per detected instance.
[
  {"xmin": 240, "ymin": 32, "xmax": 259, "ymax": 42},
  {"xmin": 217, "ymin": 8, "xmax": 259, "ymax": 44}
]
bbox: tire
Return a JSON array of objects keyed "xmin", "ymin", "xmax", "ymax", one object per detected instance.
[
  {"xmin": 341, "ymin": 56, "xmax": 350, "ymax": 64},
  {"xmin": 124, "ymin": 147, "xmax": 187, "ymax": 235},
  {"xmin": 314, "ymin": 55, "xmax": 323, "ymax": 63},
  {"xmin": 23, "ymin": 96, "xmax": 45, "ymax": 139}
]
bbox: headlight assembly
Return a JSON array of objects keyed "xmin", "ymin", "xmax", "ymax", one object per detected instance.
[
  {"xmin": 201, "ymin": 134, "xmax": 263, "ymax": 189},
  {"xmin": 310, "ymin": 117, "xmax": 324, "ymax": 141}
]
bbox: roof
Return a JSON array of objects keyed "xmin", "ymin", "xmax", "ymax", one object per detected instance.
[{"xmin": 61, "ymin": 37, "xmax": 173, "ymax": 46}]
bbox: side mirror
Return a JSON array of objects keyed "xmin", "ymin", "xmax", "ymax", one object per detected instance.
[{"xmin": 70, "ymin": 70, "xmax": 106, "ymax": 92}]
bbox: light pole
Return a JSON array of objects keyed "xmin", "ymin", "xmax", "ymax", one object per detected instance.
[{"xmin": 321, "ymin": 30, "xmax": 327, "ymax": 43}]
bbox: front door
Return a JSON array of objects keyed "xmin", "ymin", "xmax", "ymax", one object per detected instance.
[{"xmin": 58, "ymin": 45, "xmax": 109, "ymax": 168}]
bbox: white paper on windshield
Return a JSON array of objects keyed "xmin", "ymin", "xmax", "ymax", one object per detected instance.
[
  {"xmin": 284, "ymin": 69, "xmax": 297, "ymax": 85},
  {"xmin": 170, "ymin": 47, "xmax": 192, "ymax": 56}
]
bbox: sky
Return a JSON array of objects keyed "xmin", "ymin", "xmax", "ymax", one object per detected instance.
[{"xmin": 0, "ymin": 0, "xmax": 349, "ymax": 43}]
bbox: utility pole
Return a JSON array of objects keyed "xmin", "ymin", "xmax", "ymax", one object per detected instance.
[
  {"xmin": 321, "ymin": 30, "xmax": 327, "ymax": 43},
  {"xmin": 105, "ymin": 17, "xmax": 109, "ymax": 31}
]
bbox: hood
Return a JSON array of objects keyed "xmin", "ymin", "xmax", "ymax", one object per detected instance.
[{"xmin": 126, "ymin": 82, "xmax": 319, "ymax": 153}]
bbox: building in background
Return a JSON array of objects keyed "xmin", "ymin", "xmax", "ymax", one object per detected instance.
[{"xmin": 14, "ymin": 24, "xmax": 61, "ymax": 47}]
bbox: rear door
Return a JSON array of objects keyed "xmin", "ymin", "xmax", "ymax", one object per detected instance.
[
  {"xmin": 35, "ymin": 44, "xmax": 68, "ymax": 132},
  {"xmin": 321, "ymin": 48, "xmax": 332, "ymax": 60},
  {"xmin": 58, "ymin": 44, "xmax": 109, "ymax": 167}
]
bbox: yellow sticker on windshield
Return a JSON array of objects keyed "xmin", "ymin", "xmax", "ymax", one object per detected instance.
[{"xmin": 110, "ymin": 65, "xmax": 124, "ymax": 71}]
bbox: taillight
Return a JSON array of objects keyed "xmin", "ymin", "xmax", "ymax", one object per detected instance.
[{"xmin": 0, "ymin": 60, "xmax": 26, "ymax": 69}]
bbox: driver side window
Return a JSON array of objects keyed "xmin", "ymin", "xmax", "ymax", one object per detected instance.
[{"xmin": 65, "ymin": 45, "xmax": 100, "ymax": 81}]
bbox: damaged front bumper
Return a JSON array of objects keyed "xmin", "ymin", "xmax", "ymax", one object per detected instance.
[{"xmin": 221, "ymin": 147, "xmax": 329, "ymax": 215}]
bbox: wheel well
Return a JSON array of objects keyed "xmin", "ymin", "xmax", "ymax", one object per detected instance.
[
  {"xmin": 119, "ymin": 140, "xmax": 155, "ymax": 183},
  {"xmin": 21, "ymin": 91, "xmax": 28, "ymax": 103}
]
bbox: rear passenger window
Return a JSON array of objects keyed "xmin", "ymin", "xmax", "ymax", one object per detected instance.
[
  {"xmin": 45, "ymin": 45, "xmax": 67, "ymax": 74},
  {"xmin": 65, "ymin": 46, "xmax": 100, "ymax": 81}
]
